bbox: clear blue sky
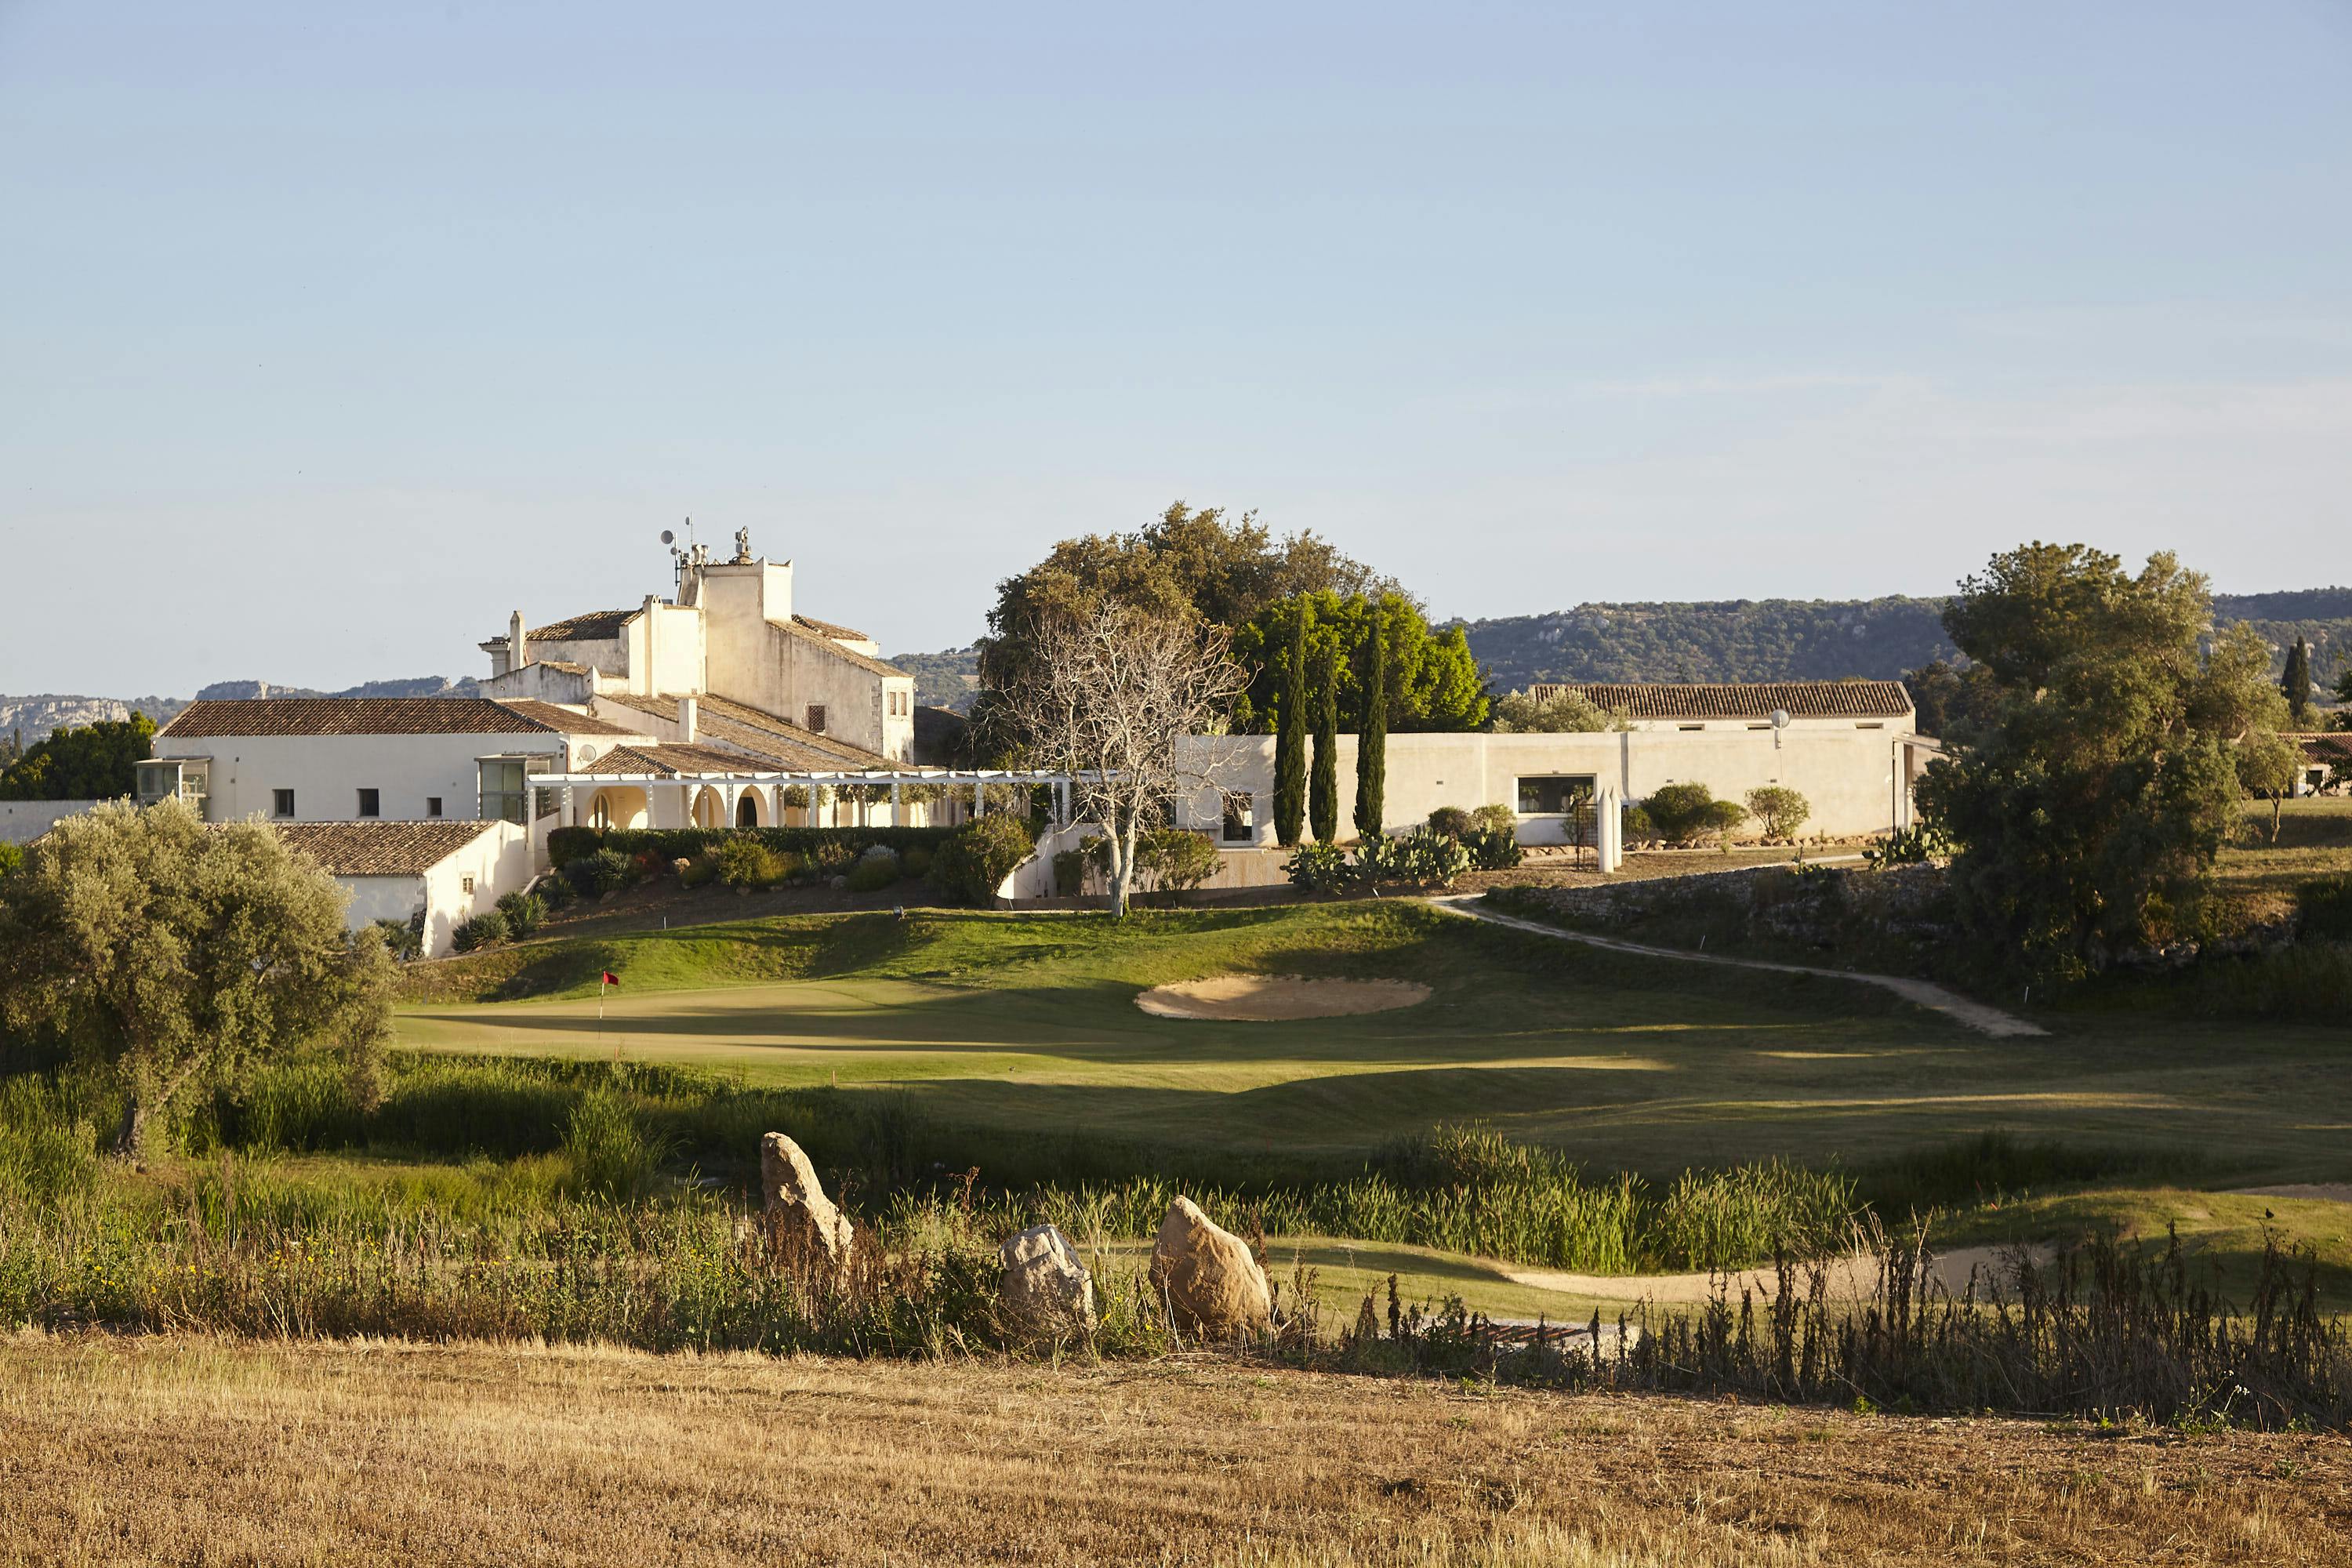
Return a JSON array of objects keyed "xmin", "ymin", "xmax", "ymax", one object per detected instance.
[{"xmin": 3, "ymin": 2, "xmax": 2346, "ymax": 695}]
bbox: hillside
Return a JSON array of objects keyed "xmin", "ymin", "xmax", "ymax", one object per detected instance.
[
  {"xmin": 884, "ymin": 646, "xmax": 983, "ymax": 712},
  {"xmin": 1461, "ymin": 588, "xmax": 2350, "ymax": 690}
]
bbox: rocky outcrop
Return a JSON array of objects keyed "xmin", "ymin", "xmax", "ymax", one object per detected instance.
[
  {"xmin": 759, "ymin": 1132, "xmax": 853, "ymax": 1274},
  {"xmin": 1149, "ymin": 1197, "xmax": 1271, "ymax": 1339},
  {"xmin": 998, "ymin": 1224, "xmax": 1094, "ymax": 1340}
]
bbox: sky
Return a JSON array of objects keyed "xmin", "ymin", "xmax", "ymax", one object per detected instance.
[{"xmin": 2, "ymin": 2, "xmax": 2347, "ymax": 696}]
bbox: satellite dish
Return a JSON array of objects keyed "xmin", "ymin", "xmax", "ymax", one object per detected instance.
[
  {"xmin": 1770, "ymin": 709, "xmax": 1791, "ymax": 729},
  {"xmin": 660, "ymin": 529, "xmax": 676, "ymax": 546}
]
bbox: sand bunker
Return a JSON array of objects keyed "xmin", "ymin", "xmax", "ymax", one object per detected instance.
[{"xmin": 1135, "ymin": 975, "xmax": 1432, "ymax": 1022}]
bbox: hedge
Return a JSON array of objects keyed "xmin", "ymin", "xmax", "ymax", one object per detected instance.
[{"xmin": 547, "ymin": 824, "xmax": 959, "ymax": 869}]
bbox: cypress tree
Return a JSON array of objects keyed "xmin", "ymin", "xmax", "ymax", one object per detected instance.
[
  {"xmin": 1309, "ymin": 639, "xmax": 1340, "ymax": 843},
  {"xmin": 1354, "ymin": 599, "xmax": 1388, "ymax": 839},
  {"xmin": 1273, "ymin": 601, "xmax": 1308, "ymax": 845},
  {"xmin": 2284, "ymin": 636, "xmax": 2314, "ymax": 725}
]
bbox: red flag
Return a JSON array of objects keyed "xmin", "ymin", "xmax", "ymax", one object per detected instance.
[{"xmin": 601, "ymin": 971, "xmax": 619, "ymax": 986}]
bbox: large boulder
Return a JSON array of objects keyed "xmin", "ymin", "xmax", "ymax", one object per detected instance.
[
  {"xmin": 998, "ymin": 1223, "xmax": 1095, "ymax": 1341},
  {"xmin": 759, "ymin": 1132, "xmax": 854, "ymax": 1274},
  {"xmin": 1149, "ymin": 1196, "xmax": 1272, "ymax": 1338}
]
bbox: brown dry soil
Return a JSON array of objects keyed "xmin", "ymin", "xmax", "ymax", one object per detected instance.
[
  {"xmin": 1135, "ymin": 974, "xmax": 1435, "ymax": 1021},
  {"xmin": 4, "ymin": 1334, "xmax": 2349, "ymax": 1566}
]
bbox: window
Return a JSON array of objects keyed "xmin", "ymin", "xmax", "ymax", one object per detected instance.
[
  {"xmin": 426, "ymin": 797, "xmax": 443, "ymax": 818},
  {"xmin": 135, "ymin": 758, "xmax": 210, "ymax": 818},
  {"xmin": 357, "ymin": 789, "xmax": 379, "ymax": 818},
  {"xmin": 806, "ymin": 704, "xmax": 827, "ymax": 734},
  {"xmin": 1747, "ymin": 722, "xmax": 1772, "ymax": 731},
  {"xmin": 460, "ymin": 876, "xmax": 475, "ymax": 895},
  {"xmin": 1679, "ymin": 723, "xmax": 1705, "ymax": 731},
  {"xmin": 477, "ymin": 759, "xmax": 528, "ymax": 824},
  {"xmin": 272, "ymin": 789, "xmax": 296, "ymax": 818},
  {"xmin": 1515, "ymin": 775, "xmax": 1595, "ymax": 815},
  {"xmin": 1856, "ymin": 721, "xmax": 1884, "ymax": 730},
  {"xmin": 1221, "ymin": 792, "xmax": 1257, "ymax": 844}
]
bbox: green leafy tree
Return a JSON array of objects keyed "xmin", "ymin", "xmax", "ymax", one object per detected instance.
[
  {"xmin": 1643, "ymin": 783, "xmax": 1747, "ymax": 845},
  {"xmin": 1310, "ymin": 641, "xmax": 1340, "ymax": 843},
  {"xmin": 0, "ymin": 800, "xmax": 394, "ymax": 1155},
  {"xmin": 2236, "ymin": 731, "xmax": 2303, "ymax": 844},
  {"xmin": 1232, "ymin": 591, "xmax": 1486, "ymax": 735},
  {"xmin": 2282, "ymin": 636, "xmax": 2314, "ymax": 727},
  {"xmin": 1487, "ymin": 686, "xmax": 1617, "ymax": 732},
  {"xmin": 971, "ymin": 503, "xmax": 1388, "ymax": 758},
  {"xmin": 0, "ymin": 714, "xmax": 155, "ymax": 800},
  {"xmin": 1900, "ymin": 659, "xmax": 2001, "ymax": 743},
  {"xmin": 1915, "ymin": 543, "xmax": 2290, "ymax": 978},
  {"xmin": 1274, "ymin": 600, "xmax": 1309, "ymax": 845},
  {"xmin": 1354, "ymin": 601, "xmax": 1388, "ymax": 837}
]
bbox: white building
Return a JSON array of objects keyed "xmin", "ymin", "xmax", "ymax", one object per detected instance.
[
  {"xmin": 1175, "ymin": 681, "xmax": 1932, "ymax": 873},
  {"xmin": 269, "ymin": 819, "xmax": 532, "ymax": 956}
]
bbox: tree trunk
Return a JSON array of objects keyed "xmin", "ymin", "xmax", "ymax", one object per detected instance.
[
  {"xmin": 2274, "ymin": 796, "xmax": 2284, "ymax": 844},
  {"xmin": 111, "ymin": 1093, "xmax": 147, "ymax": 1159},
  {"xmin": 1112, "ymin": 819, "xmax": 1140, "ymax": 918}
]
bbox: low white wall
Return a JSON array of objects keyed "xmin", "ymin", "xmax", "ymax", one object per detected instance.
[
  {"xmin": 0, "ymin": 799, "xmax": 107, "ymax": 845},
  {"xmin": 1178, "ymin": 727, "xmax": 1918, "ymax": 844}
]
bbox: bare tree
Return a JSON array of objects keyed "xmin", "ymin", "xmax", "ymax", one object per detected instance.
[{"xmin": 1005, "ymin": 601, "xmax": 1245, "ymax": 916}]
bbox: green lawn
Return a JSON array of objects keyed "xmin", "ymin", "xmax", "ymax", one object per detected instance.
[{"xmin": 397, "ymin": 902, "xmax": 2352, "ymax": 1189}]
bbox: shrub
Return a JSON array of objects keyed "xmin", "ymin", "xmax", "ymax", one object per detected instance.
[
  {"xmin": 1399, "ymin": 826, "xmax": 1473, "ymax": 887},
  {"xmin": 534, "ymin": 873, "xmax": 575, "ymax": 911},
  {"xmin": 811, "ymin": 840, "xmax": 857, "ymax": 876},
  {"xmin": 677, "ymin": 855, "xmax": 718, "ymax": 890},
  {"xmin": 1468, "ymin": 804, "xmax": 1518, "ymax": 840},
  {"xmin": 1138, "ymin": 829, "xmax": 1220, "ymax": 898},
  {"xmin": 0, "ymin": 842, "xmax": 21, "ymax": 879},
  {"xmin": 846, "ymin": 855, "xmax": 900, "ymax": 894},
  {"xmin": 451, "ymin": 909, "xmax": 510, "ymax": 953},
  {"xmin": 372, "ymin": 913, "xmax": 423, "ymax": 962},
  {"xmin": 547, "ymin": 824, "xmax": 958, "ymax": 869},
  {"xmin": 715, "ymin": 836, "xmax": 791, "ymax": 890},
  {"xmin": 560, "ymin": 1087, "xmax": 667, "ymax": 1201},
  {"xmin": 495, "ymin": 891, "xmax": 546, "ymax": 938},
  {"xmin": 634, "ymin": 850, "xmax": 670, "ymax": 882},
  {"xmin": 928, "ymin": 814, "xmax": 1037, "ymax": 904},
  {"xmin": 1623, "ymin": 804, "xmax": 1656, "ymax": 842},
  {"xmin": 1462, "ymin": 826, "xmax": 1523, "ymax": 871},
  {"xmin": 1426, "ymin": 806, "xmax": 1472, "ymax": 840},
  {"xmin": 563, "ymin": 849, "xmax": 636, "ymax": 897},
  {"xmin": 2299, "ymin": 876, "xmax": 2352, "ymax": 942},
  {"xmin": 1864, "ymin": 821, "xmax": 1955, "ymax": 869},
  {"xmin": 1744, "ymin": 786, "xmax": 1811, "ymax": 840},
  {"xmin": 1283, "ymin": 841, "xmax": 1357, "ymax": 896},
  {"xmin": 902, "ymin": 844, "xmax": 934, "ymax": 880},
  {"xmin": 1052, "ymin": 847, "xmax": 1088, "ymax": 898},
  {"xmin": 1644, "ymin": 783, "xmax": 1747, "ymax": 845}
]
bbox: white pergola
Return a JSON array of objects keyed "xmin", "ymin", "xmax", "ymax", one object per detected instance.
[{"xmin": 539, "ymin": 766, "xmax": 1094, "ymax": 832}]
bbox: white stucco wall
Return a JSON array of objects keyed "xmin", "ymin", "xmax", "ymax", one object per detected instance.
[
  {"xmin": 481, "ymin": 662, "xmax": 597, "ymax": 705},
  {"xmin": 334, "ymin": 822, "xmax": 533, "ymax": 956},
  {"xmin": 1176, "ymin": 726, "xmax": 1919, "ymax": 844},
  {"xmin": 152, "ymin": 731, "xmax": 570, "ymax": 825},
  {"xmin": 0, "ymin": 798, "xmax": 107, "ymax": 844}
]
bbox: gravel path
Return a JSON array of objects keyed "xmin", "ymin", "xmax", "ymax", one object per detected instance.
[{"xmin": 1427, "ymin": 895, "xmax": 2047, "ymax": 1038}]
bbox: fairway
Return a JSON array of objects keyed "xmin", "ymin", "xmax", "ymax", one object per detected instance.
[{"xmin": 397, "ymin": 902, "xmax": 2352, "ymax": 1183}]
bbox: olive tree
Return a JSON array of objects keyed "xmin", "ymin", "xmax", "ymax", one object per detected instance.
[
  {"xmin": 1004, "ymin": 601, "xmax": 1244, "ymax": 917},
  {"xmin": 2236, "ymin": 731, "xmax": 2303, "ymax": 845},
  {"xmin": 0, "ymin": 800, "xmax": 394, "ymax": 1155}
]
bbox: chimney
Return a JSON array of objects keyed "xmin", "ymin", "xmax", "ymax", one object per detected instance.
[
  {"xmin": 680, "ymin": 695, "xmax": 699, "ymax": 743},
  {"xmin": 509, "ymin": 609, "xmax": 528, "ymax": 671}
]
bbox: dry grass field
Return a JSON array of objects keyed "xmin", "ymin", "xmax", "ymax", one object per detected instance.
[{"xmin": 4, "ymin": 1334, "xmax": 2349, "ymax": 1567}]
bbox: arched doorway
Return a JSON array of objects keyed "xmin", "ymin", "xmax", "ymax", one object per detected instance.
[
  {"xmin": 691, "ymin": 786, "xmax": 725, "ymax": 829},
  {"xmin": 587, "ymin": 788, "xmax": 649, "ymax": 831},
  {"xmin": 735, "ymin": 789, "xmax": 762, "ymax": 828}
]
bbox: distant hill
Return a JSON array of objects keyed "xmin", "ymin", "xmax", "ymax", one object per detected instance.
[
  {"xmin": 1460, "ymin": 589, "xmax": 2351, "ymax": 690},
  {"xmin": 885, "ymin": 648, "xmax": 983, "ymax": 713},
  {"xmin": 0, "ymin": 694, "xmax": 190, "ymax": 751}
]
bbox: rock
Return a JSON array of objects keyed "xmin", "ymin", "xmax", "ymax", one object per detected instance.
[
  {"xmin": 759, "ymin": 1132, "xmax": 854, "ymax": 1273},
  {"xmin": 998, "ymin": 1223, "xmax": 1094, "ymax": 1340},
  {"xmin": 1149, "ymin": 1197, "xmax": 1272, "ymax": 1338}
]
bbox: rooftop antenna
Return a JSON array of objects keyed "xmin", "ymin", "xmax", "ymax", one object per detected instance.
[{"xmin": 662, "ymin": 519, "xmax": 695, "ymax": 598}]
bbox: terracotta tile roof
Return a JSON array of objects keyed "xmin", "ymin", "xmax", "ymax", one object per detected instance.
[
  {"xmin": 594, "ymin": 693, "xmax": 895, "ymax": 770},
  {"xmin": 269, "ymin": 819, "xmax": 500, "ymax": 876},
  {"xmin": 490, "ymin": 700, "xmax": 647, "ymax": 737},
  {"xmin": 582, "ymin": 742, "xmax": 777, "ymax": 777},
  {"xmin": 513, "ymin": 608, "xmax": 637, "ymax": 643},
  {"xmin": 1527, "ymin": 681, "xmax": 1915, "ymax": 721},
  {"xmin": 2288, "ymin": 732, "xmax": 2352, "ymax": 764},
  {"xmin": 792, "ymin": 612, "xmax": 872, "ymax": 643},
  {"xmin": 161, "ymin": 698, "xmax": 572, "ymax": 739},
  {"xmin": 777, "ymin": 615, "xmax": 906, "ymax": 679}
]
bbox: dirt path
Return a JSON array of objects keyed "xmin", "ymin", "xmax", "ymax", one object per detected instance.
[
  {"xmin": 1497, "ymin": 1243, "xmax": 2053, "ymax": 1305},
  {"xmin": 1428, "ymin": 895, "xmax": 2048, "ymax": 1038}
]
